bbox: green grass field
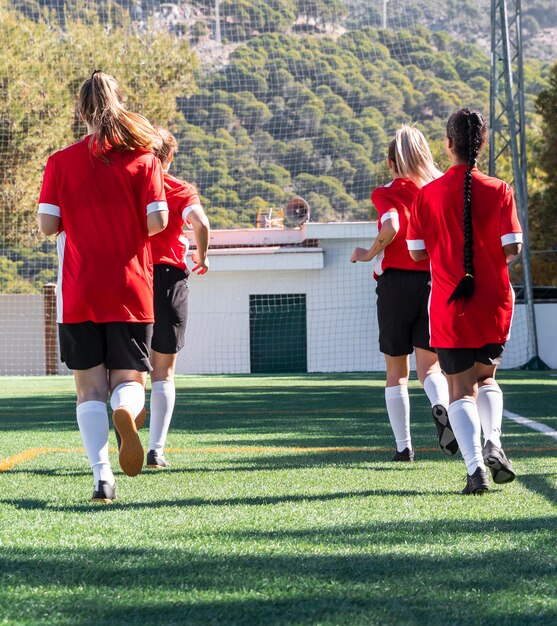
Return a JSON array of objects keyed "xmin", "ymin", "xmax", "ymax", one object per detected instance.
[{"xmin": 1, "ymin": 372, "xmax": 556, "ymax": 625}]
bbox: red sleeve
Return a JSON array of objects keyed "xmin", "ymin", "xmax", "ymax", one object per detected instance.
[
  {"xmin": 142, "ymin": 155, "xmax": 167, "ymax": 215},
  {"xmin": 38, "ymin": 156, "xmax": 61, "ymax": 217},
  {"xmin": 499, "ymin": 184, "xmax": 523, "ymax": 246},
  {"xmin": 371, "ymin": 187, "xmax": 399, "ymax": 226},
  {"xmin": 406, "ymin": 191, "xmax": 426, "ymax": 250}
]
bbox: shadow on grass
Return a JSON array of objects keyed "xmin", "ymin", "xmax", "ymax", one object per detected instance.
[
  {"xmin": 1, "ymin": 485, "xmax": 444, "ymax": 513},
  {"xmin": 0, "ymin": 530, "xmax": 555, "ymax": 625}
]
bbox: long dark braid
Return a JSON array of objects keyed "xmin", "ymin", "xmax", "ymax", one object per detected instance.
[{"xmin": 446, "ymin": 108, "xmax": 488, "ymax": 304}]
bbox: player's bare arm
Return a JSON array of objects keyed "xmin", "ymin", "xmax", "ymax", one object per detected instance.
[
  {"xmin": 147, "ymin": 208, "xmax": 169, "ymax": 236},
  {"xmin": 503, "ymin": 242, "xmax": 522, "ymax": 263},
  {"xmin": 351, "ymin": 218, "xmax": 397, "ymax": 263},
  {"xmin": 409, "ymin": 248, "xmax": 429, "ymax": 262},
  {"xmin": 38, "ymin": 214, "xmax": 61, "ymax": 236},
  {"xmin": 188, "ymin": 206, "xmax": 210, "ymax": 275}
]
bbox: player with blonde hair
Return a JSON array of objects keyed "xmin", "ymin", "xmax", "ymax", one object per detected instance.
[{"xmin": 352, "ymin": 125, "xmax": 456, "ymax": 461}]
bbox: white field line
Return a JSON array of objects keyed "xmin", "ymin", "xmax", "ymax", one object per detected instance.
[{"xmin": 503, "ymin": 409, "xmax": 557, "ymax": 441}]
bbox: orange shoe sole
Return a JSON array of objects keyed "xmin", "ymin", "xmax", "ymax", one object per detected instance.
[
  {"xmin": 113, "ymin": 407, "xmax": 144, "ymax": 477},
  {"xmin": 135, "ymin": 407, "xmax": 147, "ymax": 431}
]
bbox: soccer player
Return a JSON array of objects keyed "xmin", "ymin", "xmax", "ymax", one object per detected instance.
[
  {"xmin": 37, "ymin": 71, "xmax": 168, "ymax": 503},
  {"xmin": 407, "ymin": 108, "xmax": 522, "ymax": 494},
  {"xmin": 146, "ymin": 128, "xmax": 210, "ymax": 469},
  {"xmin": 351, "ymin": 125, "xmax": 455, "ymax": 462}
]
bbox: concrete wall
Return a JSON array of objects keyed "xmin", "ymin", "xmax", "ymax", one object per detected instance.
[{"xmin": 1, "ymin": 223, "xmax": 555, "ymax": 375}]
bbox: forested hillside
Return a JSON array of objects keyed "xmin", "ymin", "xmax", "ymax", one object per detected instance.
[{"xmin": 1, "ymin": 0, "xmax": 555, "ymax": 291}]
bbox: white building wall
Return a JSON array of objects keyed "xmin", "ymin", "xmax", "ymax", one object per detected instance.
[{"xmin": 1, "ymin": 223, "xmax": 556, "ymax": 375}]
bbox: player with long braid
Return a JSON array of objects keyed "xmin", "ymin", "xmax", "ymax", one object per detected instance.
[
  {"xmin": 407, "ymin": 108, "xmax": 522, "ymax": 494},
  {"xmin": 352, "ymin": 125, "xmax": 455, "ymax": 462}
]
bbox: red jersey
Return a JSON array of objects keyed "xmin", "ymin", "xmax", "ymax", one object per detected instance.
[
  {"xmin": 371, "ymin": 178, "xmax": 430, "ymax": 278},
  {"xmin": 407, "ymin": 166, "xmax": 523, "ymax": 348},
  {"xmin": 149, "ymin": 173, "xmax": 202, "ymax": 271},
  {"xmin": 38, "ymin": 136, "xmax": 167, "ymax": 324}
]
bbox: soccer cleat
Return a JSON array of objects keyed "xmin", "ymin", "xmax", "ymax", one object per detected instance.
[
  {"xmin": 483, "ymin": 440, "xmax": 516, "ymax": 484},
  {"xmin": 462, "ymin": 467, "xmax": 490, "ymax": 495},
  {"xmin": 391, "ymin": 447, "xmax": 414, "ymax": 462},
  {"xmin": 146, "ymin": 449, "xmax": 170, "ymax": 469},
  {"xmin": 113, "ymin": 406, "xmax": 144, "ymax": 477},
  {"xmin": 432, "ymin": 404, "xmax": 459, "ymax": 456},
  {"xmin": 115, "ymin": 407, "xmax": 146, "ymax": 451},
  {"xmin": 92, "ymin": 480, "xmax": 116, "ymax": 504}
]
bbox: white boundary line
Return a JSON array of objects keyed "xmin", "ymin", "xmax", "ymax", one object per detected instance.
[{"xmin": 503, "ymin": 409, "xmax": 557, "ymax": 441}]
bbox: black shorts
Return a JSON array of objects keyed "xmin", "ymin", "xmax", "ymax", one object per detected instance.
[
  {"xmin": 151, "ymin": 264, "xmax": 189, "ymax": 354},
  {"xmin": 59, "ymin": 321, "xmax": 153, "ymax": 371},
  {"xmin": 436, "ymin": 344, "xmax": 505, "ymax": 375},
  {"xmin": 376, "ymin": 269, "xmax": 434, "ymax": 356}
]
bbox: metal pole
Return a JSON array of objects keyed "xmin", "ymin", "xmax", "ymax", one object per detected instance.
[
  {"xmin": 493, "ymin": 0, "xmax": 543, "ymax": 367},
  {"xmin": 382, "ymin": 0, "xmax": 388, "ymax": 29},
  {"xmin": 215, "ymin": 0, "xmax": 221, "ymax": 46}
]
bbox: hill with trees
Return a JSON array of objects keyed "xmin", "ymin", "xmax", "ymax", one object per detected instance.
[{"xmin": 0, "ymin": 0, "xmax": 555, "ymax": 291}]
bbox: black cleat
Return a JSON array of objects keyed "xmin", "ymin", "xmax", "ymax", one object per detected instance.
[
  {"xmin": 483, "ymin": 441, "xmax": 516, "ymax": 484},
  {"xmin": 146, "ymin": 449, "xmax": 170, "ymax": 469},
  {"xmin": 391, "ymin": 447, "xmax": 414, "ymax": 462},
  {"xmin": 92, "ymin": 480, "xmax": 116, "ymax": 504},
  {"xmin": 462, "ymin": 467, "xmax": 490, "ymax": 495},
  {"xmin": 432, "ymin": 405, "xmax": 459, "ymax": 456}
]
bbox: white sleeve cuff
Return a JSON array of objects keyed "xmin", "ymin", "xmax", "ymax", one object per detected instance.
[
  {"xmin": 38, "ymin": 203, "xmax": 61, "ymax": 217},
  {"xmin": 147, "ymin": 201, "xmax": 168, "ymax": 215},
  {"xmin": 182, "ymin": 203, "xmax": 203, "ymax": 222},
  {"xmin": 501, "ymin": 232, "xmax": 523, "ymax": 246},
  {"xmin": 381, "ymin": 210, "xmax": 398, "ymax": 224},
  {"xmin": 407, "ymin": 239, "xmax": 426, "ymax": 250}
]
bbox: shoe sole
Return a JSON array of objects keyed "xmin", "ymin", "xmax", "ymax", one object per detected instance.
[
  {"xmin": 146, "ymin": 464, "xmax": 169, "ymax": 470},
  {"xmin": 92, "ymin": 497, "xmax": 114, "ymax": 504},
  {"xmin": 113, "ymin": 407, "xmax": 144, "ymax": 477},
  {"xmin": 432, "ymin": 405, "xmax": 459, "ymax": 456},
  {"xmin": 484, "ymin": 455, "xmax": 516, "ymax": 484},
  {"xmin": 115, "ymin": 408, "xmax": 146, "ymax": 451}
]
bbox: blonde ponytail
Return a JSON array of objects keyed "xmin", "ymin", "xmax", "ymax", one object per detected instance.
[
  {"xmin": 389, "ymin": 125, "xmax": 442, "ymax": 188},
  {"xmin": 78, "ymin": 70, "xmax": 161, "ymax": 159}
]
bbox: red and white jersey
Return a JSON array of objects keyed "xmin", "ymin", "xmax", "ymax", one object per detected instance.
[
  {"xmin": 150, "ymin": 173, "xmax": 202, "ymax": 271},
  {"xmin": 407, "ymin": 166, "xmax": 523, "ymax": 348},
  {"xmin": 371, "ymin": 178, "xmax": 430, "ymax": 278},
  {"xmin": 38, "ymin": 136, "xmax": 167, "ymax": 324}
]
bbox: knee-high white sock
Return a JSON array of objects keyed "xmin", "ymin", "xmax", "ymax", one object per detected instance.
[
  {"xmin": 423, "ymin": 372, "xmax": 449, "ymax": 409},
  {"xmin": 448, "ymin": 399, "xmax": 485, "ymax": 475},
  {"xmin": 477, "ymin": 384, "xmax": 503, "ymax": 448},
  {"xmin": 110, "ymin": 381, "xmax": 145, "ymax": 418},
  {"xmin": 149, "ymin": 380, "xmax": 176, "ymax": 452},
  {"xmin": 385, "ymin": 385, "xmax": 411, "ymax": 452},
  {"xmin": 76, "ymin": 401, "xmax": 114, "ymax": 485}
]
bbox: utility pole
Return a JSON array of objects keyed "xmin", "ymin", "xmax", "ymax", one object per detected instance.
[
  {"xmin": 382, "ymin": 0, "xmax": 389, "ymax": 29},
  {"xmin": 215, "ymin": 0, "xmax": 222, "ymax": 46},
  {"xmin": 489, "ymin": 0, "xmax": 546, "ymax": 369}
]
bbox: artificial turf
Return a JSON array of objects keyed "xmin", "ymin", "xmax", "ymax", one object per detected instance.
[{"xmin": 0, "ymin": 372, "xmax": 556, "ymax": 625}]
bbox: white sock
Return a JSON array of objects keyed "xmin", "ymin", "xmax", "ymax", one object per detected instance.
[
  {"xmin": 477, "ymin": 384, "xmax": 503, "ymax": 448},
  {"xmin": 149, "ymin": 380, "xmax": 176, "ymax": 452},
  {"xmin": 110, "ymin": 381, "xmax": 145, "ymax": 418},
  {"xmin": 448, "ymin": 399, "xmax": 485, "ymax": 475},
  {"xmin": 385, "ymin": 385, "xmax": 411, "ymax": 452},
  {"xmin": 76, "ymin": 401, "xmax": 114, "ymax": 485},
  {"xmin": 423, "ymin": 372, "xmax": 449, "ymax": 409}
]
